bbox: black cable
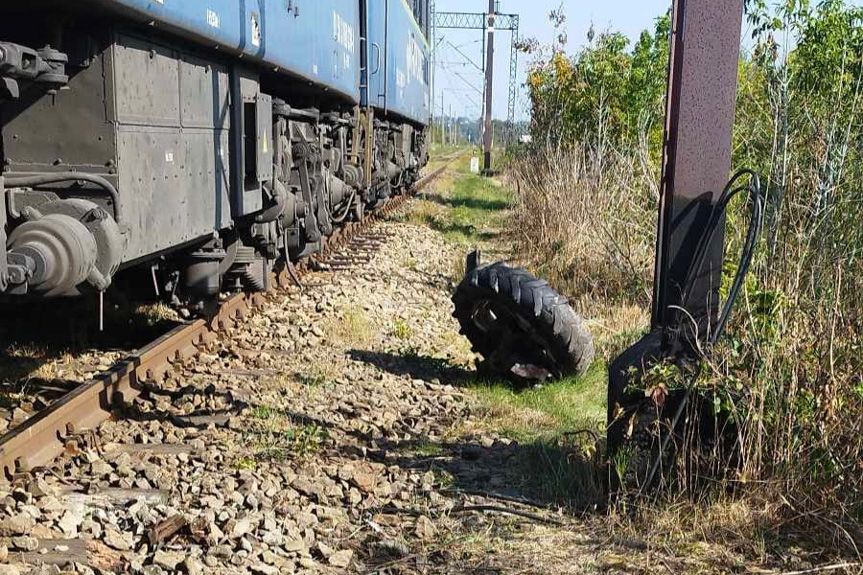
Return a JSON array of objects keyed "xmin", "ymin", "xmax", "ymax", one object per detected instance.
[
  {"xmin": 679, "ymin": 169, "xmax": 765, "ymax": 347},
  {"xmin": 331, "ymin": 188, "xmax": 357, "ymax": 224},
  {"xmin": 641, "ymin": 169, "xmax": 765, "ymax": 492}
]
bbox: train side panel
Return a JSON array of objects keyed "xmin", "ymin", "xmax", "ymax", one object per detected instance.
[
  {"xmin": 88, "ymin": 0, "xmax": 361, "ymax": 103},
  {"xmin": 0, "ymin": 0, "xmax": 428, "ymax": 303},
  {"xmin": 368, "ymin": 0, "xmax": 430, "ymax": 125}
]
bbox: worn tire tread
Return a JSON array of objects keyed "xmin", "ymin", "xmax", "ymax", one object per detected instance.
[{"xmin": 452, "ymin": 262, "xmax": 595, "ymax": 378}]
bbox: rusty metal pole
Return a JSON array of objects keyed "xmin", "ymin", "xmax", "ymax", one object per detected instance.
[
  {"xmin": 482, "ymin": 0, "xmax": 496, "ymax": 174},
  {"xmin": 652, "ymin": 0, "xmax": 745, "ymax": 341},
  {"xmin": 606, "ymin": 0, "xmax": 746, "ymax": 460}
]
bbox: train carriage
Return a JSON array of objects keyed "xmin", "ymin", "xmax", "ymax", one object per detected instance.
[{"xmin": 0, "ymin": 0, "xmax": 430, "ymax": 310}]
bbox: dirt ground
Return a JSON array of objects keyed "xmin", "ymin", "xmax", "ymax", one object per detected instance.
[{"xmin": 0, "ymin": 159, "xmax": 849, "ymax": 575}]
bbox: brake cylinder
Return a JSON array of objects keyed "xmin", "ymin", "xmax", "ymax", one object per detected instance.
[{"xmin": 7, "ymin": 213, "xmax": 98, "ymax": 297}]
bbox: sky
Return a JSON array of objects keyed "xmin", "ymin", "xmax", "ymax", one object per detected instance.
[
  {"xmin": 432, "ymin": 0, "xmax": 863, "ymax": 122},
  {"xmin": 432, "ymin": 0, "xmax": 674, "ymax": 122}
]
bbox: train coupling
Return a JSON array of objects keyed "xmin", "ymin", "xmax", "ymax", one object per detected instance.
[{"xmin": 0, "ymin": 41, "xmax": 69, "ymax": 99}]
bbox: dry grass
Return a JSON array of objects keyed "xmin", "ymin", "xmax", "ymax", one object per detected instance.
[
  {"xmin": 322, "ymin": 306, "xmax": 375, "ymax": 348},
  {"xmin": 134, "ymin": 302, "xmax": 181, "ymax": 325},
  {"xmin": 508, "ymin": 145, "xmax": 658, "ymax": 316},
  {"xmin": 507, "ymin": 142, "xmax": 863, "ymax": 562},
  {"xmin": 0, "ymin": 343, "xmax": 77, "ymax": 385}
]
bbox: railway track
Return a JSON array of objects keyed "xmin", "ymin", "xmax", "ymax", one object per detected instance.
[{"xmin": 0, "ymin": 155, "xmax": 462, "ymax": 485}]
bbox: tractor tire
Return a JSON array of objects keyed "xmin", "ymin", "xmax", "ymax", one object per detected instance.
[{"xmin": 452, "ymin": 262, "xmax": 594, "ymax": 384}]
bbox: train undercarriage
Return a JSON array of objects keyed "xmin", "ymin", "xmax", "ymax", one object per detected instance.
[{"xmin": 0, "ymin": 17, "xmax": 428, "ymax": 315}]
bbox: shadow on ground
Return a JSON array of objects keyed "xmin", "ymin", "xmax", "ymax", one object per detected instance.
[
  {"xmin": 347, "ymin": 347, "xmax": 607, "ymax": 512},
  {"xmin": 340, "ymin": 349, "xmax": 855, "ymax": 574},
  {"xmin": 427, "ymin": 220, "xmax": 501, "ymax": 243},
  {"xmin": 0, "ymin": 295, "xmax": 182, "ymax": 389},
  {"xmin": 348, "ymin": 349, "xmax": 475, "ymax": 386},
  {"xmin": 119, "ymin": 382, "xmax": 250, "ymax": 430}
]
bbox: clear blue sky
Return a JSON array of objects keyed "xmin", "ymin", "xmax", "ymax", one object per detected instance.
[
  {"xmin": 432, "ymin": 0, "xmax": 863, "ymax": 121},
  {"xmin": 432, "ymin": 0, "xmax": 674, "ymax": 121}
]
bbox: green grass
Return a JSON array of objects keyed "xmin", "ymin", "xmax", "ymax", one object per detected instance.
[
  {"xmin": 241, "ymin": 404, "xmax": 328, "ymax": 463},
  {"xmin": 468, "ymin": 363, "xmax": 607, "ymax": 444},
  {"xmin": 251, "ymin": 405, "xmax": 281, "ymax": 420},
  {"xmin": 391, "ymin": 318, "xmax": 414, "ymax": 341},
  {"xmin": 413, "ymin": 440, "xmax": 445, "ymax": 457},
  {"xmin": 463, "ymin": 365, "xmax": 609, "ymax": 508},
  {"xmin": 430, "ymin": 171, "xmax": 512, "ymax": 244},
  {"xmin": 410, "ymin": 155, "xmax": 513, "ymax": 246}
]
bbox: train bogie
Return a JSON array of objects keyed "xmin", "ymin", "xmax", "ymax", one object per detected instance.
[{"xmin": 0, "ymin": 1, "xmax": 429, "ymax": 311}]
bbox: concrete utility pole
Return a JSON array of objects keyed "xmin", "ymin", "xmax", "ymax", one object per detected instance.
[
  {"xmin": 482, "ymin": 0, "xmax": 496, "ymax": 173},
  {"xmin": 441, "ymin": 95, "xmax": 446, "ymax": 147},
  {"xmin": 450, "ymin": 103, "xmax": 454, "ymax": 145}
]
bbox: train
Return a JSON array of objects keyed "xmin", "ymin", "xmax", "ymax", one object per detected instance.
[{"xmin": 0, "ymin": 0, "xmax": 431, "ymax": 312}]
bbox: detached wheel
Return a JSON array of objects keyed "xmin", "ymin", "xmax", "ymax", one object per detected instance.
[{"xmin": 452, "ymin": 259, "xmax": 594, "ymax": 385}]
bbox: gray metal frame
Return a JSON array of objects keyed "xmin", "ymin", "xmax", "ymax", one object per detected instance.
[{"xmin": 432, "ymin": 8, "xmax": 519, "ymax": 145}]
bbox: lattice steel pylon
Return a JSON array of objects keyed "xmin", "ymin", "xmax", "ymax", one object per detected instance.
[
  {"xmin": 432, "ymin": 8, "xmax": 520, "ymax": 145},
  {"xmin": 506, "ymin": 15, "xmax": 519, "ymax": 144}
]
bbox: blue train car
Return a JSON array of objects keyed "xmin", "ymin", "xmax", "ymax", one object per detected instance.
[
  {"xmin": 0, "ymin": 0, "xmax": 428, "ymax": 307},
  {"xmin": 368, "ymin": 0, "xmax": 431, "ymax": 125},
  {"xmin": 81, "ymin": 0, "xmax": 362, "ymax": 104}
]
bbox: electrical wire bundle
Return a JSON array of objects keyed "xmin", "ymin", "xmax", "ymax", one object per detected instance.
[{"xmin": 642, "ymin": 168, "xmax": 766, "ymax": 491}]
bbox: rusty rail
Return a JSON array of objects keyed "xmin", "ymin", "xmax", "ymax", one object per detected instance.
[{"xmin": 0, "ymin": 155, "xmax": 460, "ymax": 482}]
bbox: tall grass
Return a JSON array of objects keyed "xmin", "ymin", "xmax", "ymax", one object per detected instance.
[
  {"xmin": 509, "ymin": 135, "xmax": 862, "ymax": 550},
  {"xmin": 502, "ymin": 0, "xmax": 863, "ymax": 556},
  {"xmin": 509, "ymin": 1, "xmax": 863, "ymax": 551},
  {"xmin": 507, "ymin": 145, "xmax": 657, "ymax": 359}
]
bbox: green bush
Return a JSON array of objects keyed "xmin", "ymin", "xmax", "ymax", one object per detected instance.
[{"xmin": 514, "ymin": 0, "xmax": 863, "ymax": 541}]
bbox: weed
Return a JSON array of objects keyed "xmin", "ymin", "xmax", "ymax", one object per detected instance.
[
  {"xmin": 431, "ymin": 466, "xmax": 455, "ymax": 489},
  {"xmin": 243, "ymin": 403, "xmax": 328, "ymax": 462},
  {"xmin": 448, "ymin": 252, "xmax": 467, "ymax": 285},
  {"xmin": 519, "ymin": 435, "xmax": 606, "ymax": 510},
  {"xmin": 323, "ymin": 306, "xmax": 374, "ymax": 348},
  {"xmin": 235, "ymin": 457, "xmax": 257, "ymax": 470},
  {"xmin": 414, "ymin": 441, "xmax": 444, "ymax": 457},
  {"xmin": 256, "ymin": 424, "xmax": 327, "ymax": 460},
  {"xmin": 392, "ymin": 319, "xmax": 414, "ymax": 341},
  {"xmin": 251, "ymin": 405, "xmax": 281, "ymax": 420}
]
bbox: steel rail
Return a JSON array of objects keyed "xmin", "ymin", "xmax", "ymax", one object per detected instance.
[{"xmin": 0, "ymin": 153, "xmax": 463, "ymax": 482}]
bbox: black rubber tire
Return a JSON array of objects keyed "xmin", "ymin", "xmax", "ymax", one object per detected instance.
[{"xmin": 452, "ymin": 262, "xmax": 594, "ymax": 381}]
